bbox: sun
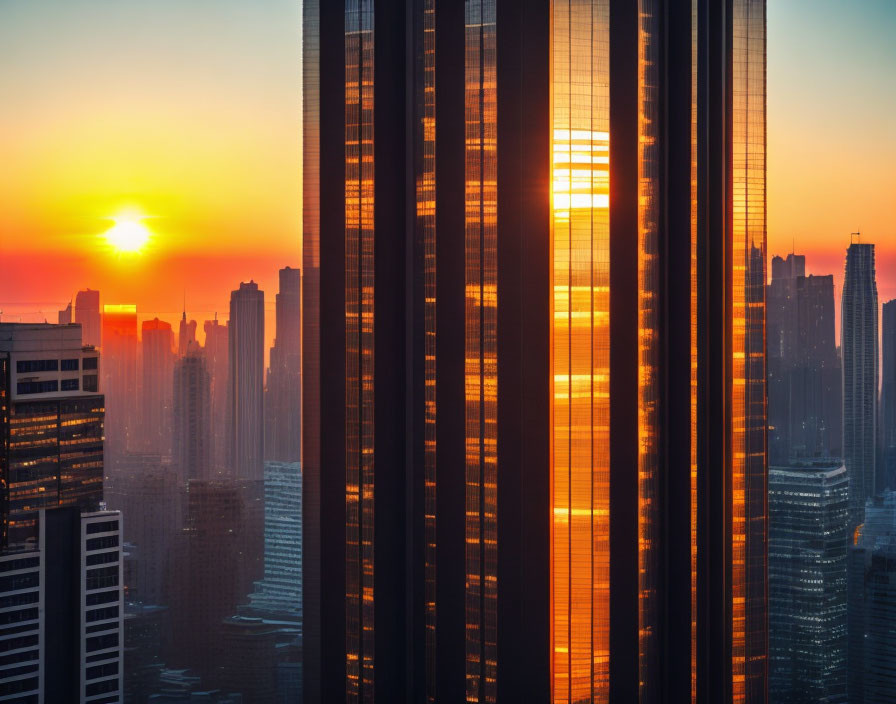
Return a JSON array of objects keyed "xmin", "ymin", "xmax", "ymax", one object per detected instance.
[{"xmin": 104, "ymin": 213, "xmax": 151, "ymax": 253}]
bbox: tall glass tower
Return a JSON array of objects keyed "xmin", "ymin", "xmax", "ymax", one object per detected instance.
[
  {"xmin": 302, "ymin": 2, "xmax": 767, "ymax": 702},
  {"xmin": 842, "ymin": 242, "xmax": 879, "ymax": 527}
]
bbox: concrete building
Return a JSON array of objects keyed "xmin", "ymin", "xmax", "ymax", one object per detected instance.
[
  {"xmin": 0, "ymin": 508, "xmax": 124, "ymax": 703},
  {"xmin": 102, "ymin": 304, "xmax": 139, "ymax": 468},
  {"xmin": 265, "ymin": 267, "xmax": 301, "ymax": 464},
  {"xmin": 203, "ymin": 318, "xmax": 229, "ymax": 475},
  {"xmin": 142, "ymin": 318, "xmax": 175, "ymax": 456},
  {"xmin": 75, "ymin": 289, "xmax": 102, "ymax": 349}
]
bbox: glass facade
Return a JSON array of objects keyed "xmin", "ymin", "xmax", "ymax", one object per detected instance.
[
  {"xmin": 731, "ymin": 0, "xmax": 768, "ymax": 701},
  {"xmin": 414, "ymin": 0, "xmax": 438, "ymax": 701},
  {"xmin": 345, "ymin": 1, "xmax": 376, "ymax": 701},
  {"xmin": 464, "ymin": 2, "xmax": 498, "ymax": 702},
  {"xmin": 550, "ymin": 2, "xmax": 610, "ymax": 701},
  {"xmin": 4, "ymin": 397, "xmax": 104, "ymax": 549}
]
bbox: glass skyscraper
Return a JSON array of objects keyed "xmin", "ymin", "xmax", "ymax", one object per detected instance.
[
  {"xmin": 842, "ymin": 242, "xmax": 879, "ymax": 527},
  {"xmin": 769, "ymin": 461, "xmax": 848, "ymax": 703},
  {"xmin": 302, "ymin": 2, "xmax": 767, "ymax": 702}
]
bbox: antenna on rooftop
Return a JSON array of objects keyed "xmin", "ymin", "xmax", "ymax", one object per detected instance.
[{"xmin": 851, "ymin": 231, "xmax": 861, "ymax": 244}]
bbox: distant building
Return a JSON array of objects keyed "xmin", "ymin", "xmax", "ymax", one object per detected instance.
[
  {"xmin": 203, "ymin": 318, "xmax": 229, "ymax": 474},
  {"xmin": 216, "ymin": 617, "xmax": 279, "ymax": 703},
  {"xmin": 58, "ymin": 300, "xmax": 73, "ymax": 325},
  {"xmin": 881, "ymin": 300, "xmax": 896, "ymax": 490},
  {"xmin": 0, "ymin": 508, "xmax": 124, "ymax": 703},
  {"xmin": 124, "ymin": 603, "xmax": 167, "ymax": 703},
  {"xmin": 169, "ymin": 480, "xmax": 263, "ymax": 679},
  {"xmin": 228, "ymin": 282, "xmax": 264, "ymax": 481},
  {"xmin": 142, "ymin": 318, "xmax": 175, "ymax": 456},
  {"xmin": 769, "ymin": 460, "xmax": 848, "ymax": 704},
  {"xmin": 178, "ymin": 313, "xmax": 198, "ymax": 358},
  {"xmin": 767, "ymin": 254, "xmax": 842, "ymax": 463},
  {"xmin": 75, "ymin": 288, "xmax": 102, "ymax": 348},
  {"xmin": 103, "ymin": 304, "xmax": 140, "ymax": 467},
  {"xmin": 265, "ymin": 267, "xmax": 302, "ymax": 463},
  {"xmin": 105, "ymin": 457, "xmax": 180, "ymax": 605},
  {"xmin": 842, "ymin": 242, "xmax": 879, "ymax": 527},
  {"xmin": 242, "ymin": 461, "xmax": 302, "ymax": 623},
  {"xmin": 0, "ymin": 323, "xmax": 104, "ymax": 548},
  {"xmin": 848, "ymin": 491, "xmax": 896, "ymax": 703},
  {"xmin": 173, "ymin": 346, "xmax": 212, "ymax": 481}
]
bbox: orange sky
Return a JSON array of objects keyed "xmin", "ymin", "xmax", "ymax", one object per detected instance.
[{"xmin": 0, "ymin": 0, "xmax": 894, "ymax": 351}]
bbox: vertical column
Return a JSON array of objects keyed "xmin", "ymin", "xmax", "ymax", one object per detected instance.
[{"xmin": 464, "ymin": 2, "xmax": 498, "ymax": 701}]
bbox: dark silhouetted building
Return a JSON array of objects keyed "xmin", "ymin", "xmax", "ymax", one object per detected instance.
[
  {"xmin": 124, "ymin": 603, "xmax": 167, "ymax": 703},
  {"xmin": 0, "ymin": 323, "xmax": 104, "ymax": 549},
  {"xmin": 767, "ymin": 255, "xmax": 842, "ymax": 463},
  {"xmin": 842, "ymin": 242, "xmax": 879, "ymax": 527},
  {"xmin": 169, "ymin": 480, "xmax": 263, "ymax": 679},
  {"xmin": 204, "ymin": 317, "xmax": 230, "ymax": 474},
  {"xmin": 303, "ymin": 1, "xmax": 767, "ymax": 703},
  {"xmin": 769, "ymin": 461, "xmax": 848, "ymax": 703},
  {"xmin": 216, "ymin": 616, "xmax": 279, "ymax": 703},
  {"xmin": 75, "ymin": 288, "xmax": 102, "ymax": 348},
  {"xmin": 142, "ymin": 317, "xmax": 175, "ymax": 456},
  {"xmin": 103, "ymin": 304, "xmax": 139, "ymax": 467},
  {"xmin": 848, "ymin": 491, "xmax": 896, "ymax": 704},
  {"xmin": 266, "ymin": 267, "xmax": 302, "ymax": 463},
  {"xmin": 881, "ymin": 299, "xmax": 896, "ymax": 491},
  {"xmin": 228, "ymin": 282, "xmax": 265, "ymax": 481},
  {"xmin": 174, "ymin": 345, "xmax": 212, "ymax": 481}
]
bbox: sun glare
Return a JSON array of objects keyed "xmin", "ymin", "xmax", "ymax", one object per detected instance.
[{"xmin": 105, "ymin": 214, "xmax": 151, "ymax": 253}]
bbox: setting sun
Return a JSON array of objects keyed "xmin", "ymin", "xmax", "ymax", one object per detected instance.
[{"xmin": 104, "ymin": 214, "xmax": 151, "ymax": 253}]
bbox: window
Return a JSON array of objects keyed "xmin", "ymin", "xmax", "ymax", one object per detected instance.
[
  {"xmin": 61, "ymin": 379, "xmax": 79, "ymax": 392},
  {"xmin": 16, "ymin": 360, "xmax": 57, "ymax": 374},
  {"xmin": 86, "ymin": 606, "xmax": 119, "ymax": 623},
  {"xmin": 83, "ymin": 375, "xmax": 99, "ymax": 392},
  {"xmin": 16, "ymin": 381, "xmax": 58, "ymax": 395},
  {"xmin": 82, "ymin": 357, "xmax": 98, "ymax": 370},
  {"xmin": 86, "ymin": 521, "xmax": 119, "ymax": 535},
  {"xmin": 86, "ymin": 535, "xmax": 118, "ymax": 551},
  {"xmin": 86, "ymin": 551, "xmax": 119, "ymax": 567},
  {"xmin": 61, "ymin": 359, "xmax": 79, "ymax": 371},
  {"xmin": 86, "ymin": 566, "xmax": 119, "ymax": 591}
]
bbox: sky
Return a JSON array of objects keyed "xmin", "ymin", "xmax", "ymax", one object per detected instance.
[
  {"xmin": 768, "ymin": 0, "xmax": 896, "ymax": 313},
  {"xmin": 0, "ymin": 0, "xmax": 302, "ymax": 352},
  {"xmin": 0, "ymin": 1, "xmax": 894, "ymax": 345}
]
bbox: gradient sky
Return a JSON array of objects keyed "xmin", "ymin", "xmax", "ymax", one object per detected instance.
[{"xmin": 0, "ymin": 1, "xmax": 894, "ymax": 347}]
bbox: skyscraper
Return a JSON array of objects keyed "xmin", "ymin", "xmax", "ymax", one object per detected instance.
[
  {"xmin": 228, "ymin": 281, "xmax": 265, "ymax": 481},
  {"xmin": 179, "ymin": 311, "xmax": 198, "ymax": 357},
  {"xmin": 204, "ymin": 316, "xmax": 229, "ymax": 473},
  {"xmin": 266, "ymin": 266, "xmax": 302, "ymax": 463},
  {"xmin": 767, "ymin": 255, "xmax": 841, "ymax": 463},
  {"xmin": 768, "ymin": 461, "xmax": 848, "ymax": 703},
  {"xmin": 842, "ymin": 242, "xmax": 879, "ymax": 526},
  {"xmin": 58, "ymin": 300, "xmax": 73, "ymax": 325},
  {"xmin": 102, "ymin": 303, "xmax": 139, "ymax": 467},
  {"xmin": 75, "ymin": 288, "xmax": 102, "ymax": 348},
  {"xmin": 848, "ymin": 491, "xmax": 896, "ymax": 703},
  {"xmin": 173, "ymin": 344, "xmax": 212, "ymax": 481},
  {"xmin": 0, "ymin": 323, "xmax": 104, "ymax": 548},
  {"xmin": 881, "ymin": 299, "xmax": 896, "ymax": 490},
  {"xmin": 303, "ymin": 1, "xmax": 766, "ymax": 702},
  {"xmin": 141, "ymin": 317, "xmax": 175, "ymax": 455}
]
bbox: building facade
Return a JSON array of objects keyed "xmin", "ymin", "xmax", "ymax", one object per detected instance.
[
  {"xmin": 203, "ymin": 317, "xmax": 229, "ymax": 474},
  {"xmin": 102, "ymin": 304, "xmax": 139, "ymax": 468},
  {"xmin": 141, "ymin": 318, "xmax": 175, "ymax": 456},
  {"xmin": 848, "ymin": 491, "xmax": 896, "ymax": 704},
  {"xmin": 266, "ymin": 267, "xmax": 302, "ymax": 463},
  {"xmin": 842, "ymin": 242, "xmax": 880, "ymax": 527},
  {"xmin": 303, "ymin": 1, "xmax": 767, "ymax": 702},
  {"xmin": 173, "ymin": 346, "xmax": 212, "ymax": 481},
  {"xmin": 0, "ymin": 323, "xmax": 104, "ymax": 550},
  {"xmin": 75, "ymin": 289, "xmax": 102, "ymax": 349},
  {"xmin": 768, "ymin": 461, "xmax": 848, "ymax": 703},
  {"xmin": 881, "ymin": 299, "xmax": 896, "ymax": 491},
  {"xmin": 228, "ymin": 282, "xmax": 265, "ymax": 481},
  {"xmin": 767, "ymin": 255, "xmax": 842, "ymax": 463}
]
